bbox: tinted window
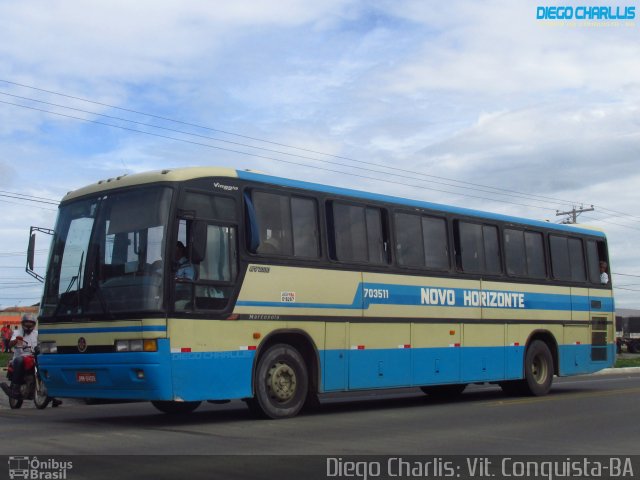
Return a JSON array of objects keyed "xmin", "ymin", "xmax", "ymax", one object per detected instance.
[
  {"xmin": 252, "ymin": 192, "xmax": 320, "ymax": 258},
  {"xmin": 568, "ymin": 237, "xmax": 586, "ymax": 282},
  {"xmin": 183, "ymin": 192, "xmax": 236, "ymax": 221},
  {"xmin": 291, "ymin": 197, "xmax": 320, "ymax": 258},
  {"xmin": 505, "ymin": 229, "xmax": 546, "ymax": 279},
  {"xmin": 333, "ymin": 203, "xmax": 367, "ymax": 262},
  {"xmin": 332, "ymin": 203, "xmax": 388, "ymax": 264},
  {"xmin": 365, "ymin": 208, "xmax": 386, "ymax": 264},
  {"xmin": 483, "ymin": 225, "xmax": 501, "ymax": 274},
  {"xmin": 253, "ymin": 192, "xmax": 293, "ymax": 255},
  {"xmin": 459, "ymin": 222, "xmax": 483, "ymax": 273},
  {"xmin": 525, "ymin": 231, "xmax": 546, "ymax": 278},
  {"xmin": 504, "ymin": 229, "xmax": 526, "ymax": 276},
  {"xmin": 550, "ymin": 235, "xmax": 571, "ymax": 280},
  {"xmin": 422, "ymin": 216, "xmax": 449, "ymax": 270},
  {"xmin": 586, "ymin": 240, "xmax": 600, "ymax": 284},
  {"xmin": 395, "ymin": 213, "xmax": 424, "ymax": 267}
]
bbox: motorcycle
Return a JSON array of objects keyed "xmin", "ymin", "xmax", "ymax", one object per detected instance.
[{"xmin": 6, "ymin": 348, "xmax": 52, "ymax": 410}]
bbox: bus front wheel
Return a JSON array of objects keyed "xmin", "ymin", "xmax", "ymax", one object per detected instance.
[{"xmin": 250, "ymin": 343, "xmax": 308, "ymax": 419}]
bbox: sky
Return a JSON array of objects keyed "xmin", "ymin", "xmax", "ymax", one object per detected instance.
[{"xmin": 0, "ymin": 0, "xmax": 639, "ymax": 310}]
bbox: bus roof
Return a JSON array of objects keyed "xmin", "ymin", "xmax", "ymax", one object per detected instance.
[{"xmin": 61, "ymin": 166, "xmax": 605, "ymax": 238}]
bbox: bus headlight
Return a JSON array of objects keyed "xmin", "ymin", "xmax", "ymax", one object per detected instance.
[
  {"xmin": 115, "ymin": 339, "xmax": 158, "ymax": 352},
  {"xmin": 39, "ymin": 341, "xmax": 58, "ymax": 354}
]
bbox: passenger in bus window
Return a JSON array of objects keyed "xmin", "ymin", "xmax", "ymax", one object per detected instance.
[
  {"xmin": 175, "ymin": 241, "xmax": 196, "ymax": 281},
  {"xmin": 599, "ymin": 261, "xmax": 609, "ymax": 285}
]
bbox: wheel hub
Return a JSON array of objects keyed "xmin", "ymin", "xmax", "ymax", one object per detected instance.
[
  {"xmin": 267, "ymin": 362, "xmax": 297, "ymax": 402},
  {"xmin": 532, "ymin": 355, "xmax": 547, "ymax": 383}
]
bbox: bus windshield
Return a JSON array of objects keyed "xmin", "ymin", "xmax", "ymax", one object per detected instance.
[{"xmin": 41, "ymin": 186, "xmax": 173, "ymax": 319}]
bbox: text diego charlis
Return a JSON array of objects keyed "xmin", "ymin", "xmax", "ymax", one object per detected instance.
[{"xmin": 325, "ymin": 457, "xmax": 634, "ymax": 479}]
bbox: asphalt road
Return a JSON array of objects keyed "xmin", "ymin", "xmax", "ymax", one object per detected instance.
[{"xmin": 1, "ymin": 371, "xmax": 639, "ymax": 457}]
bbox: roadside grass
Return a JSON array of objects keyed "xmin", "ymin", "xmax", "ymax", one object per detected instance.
[
  {"xmin": 615, "ymin": 356, "xmax": 640, "ymax": 368},
  {"xmin": 0, "ymin": 352, "xmax": 10, "ymax": 366}
]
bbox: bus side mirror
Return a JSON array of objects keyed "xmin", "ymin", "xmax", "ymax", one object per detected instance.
[
  {"xmin": 26, "ymin": 226, "xmax": 54, "ymax": 283},
  {"xmin": 27, "ymin": 233, "xmax": 36, "ymax": 271}
]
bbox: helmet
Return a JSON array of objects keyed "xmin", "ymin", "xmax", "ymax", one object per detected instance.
[{"xmin": 21, "ymin": 313, "xmax": 36, "ymax": 327}]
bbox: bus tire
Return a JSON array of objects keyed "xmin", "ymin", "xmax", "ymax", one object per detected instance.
[
  {"xmin": 151, "ymin": 400, "xmax": 201, "ymax": 414},
  {"xmin": 420, "ymin": 384, "xmax": 467, "ymax": 397},
  {"xmin": 522, "ymin": 340, "xmax": 554, "ymax": 396},
  {"xmin": 252, "ymin": 343, "xmax": 308, "ymax": 419}
]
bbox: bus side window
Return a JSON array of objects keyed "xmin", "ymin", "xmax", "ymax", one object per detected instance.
[{"xmin": 587, "ymin": 239, "xmax": 609, "ymax": 285}]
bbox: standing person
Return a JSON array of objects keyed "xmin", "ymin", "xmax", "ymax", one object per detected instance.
[
  {"xmin": 1, "ymin": 324, "xmax": 11, "ymax": 353},
  {"xmin": 0, "ymin": 314, "xmax": 38, "ymax": 399}
]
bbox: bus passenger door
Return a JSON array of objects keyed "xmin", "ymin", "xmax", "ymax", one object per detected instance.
[
  {"xmin": 320, "ymin": 269, "xmax": 363, "ymax": 392},
  {"xmin": 348, "ymin": 273, "xmax": 412, "ymax": 389}
]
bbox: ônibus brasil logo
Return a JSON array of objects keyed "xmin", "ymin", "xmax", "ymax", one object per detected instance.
[{"xmin": 8, "ymin": 456, "xmax": 73, "ymax": 480}]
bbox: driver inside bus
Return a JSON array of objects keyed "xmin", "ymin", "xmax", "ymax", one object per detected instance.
[{"xmin": 174, "ymin": 241, "xmax": 195, "ymax": 281}]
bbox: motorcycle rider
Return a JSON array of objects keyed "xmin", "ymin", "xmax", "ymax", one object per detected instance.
[{"xmin": 1, "ymin": 313, "xmax": 38, "ymax": 399}]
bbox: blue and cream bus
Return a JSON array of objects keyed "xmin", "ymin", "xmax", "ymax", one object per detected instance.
[{"xmin": 33, "ymin": 167, "xmax": 614, "ymax": 418}]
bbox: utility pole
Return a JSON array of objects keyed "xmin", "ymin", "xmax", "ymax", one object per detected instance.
[{"xmin": 556, "ymin": 205, "xmax": 594, "ymax": 224}]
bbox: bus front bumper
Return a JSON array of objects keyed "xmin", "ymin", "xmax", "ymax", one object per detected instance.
[{"xmin": 38, "ymin": 339, "xmax": 174, "ymax": 401}]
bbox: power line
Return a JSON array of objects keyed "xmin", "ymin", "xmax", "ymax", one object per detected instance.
[
  {"xmin": 2, "ymin": 79, "xmax": 640, "ymax": 226},
  {"xmin": 581, "ymin": 215, "xmax": 640, "ymax": 232},
  {"xmin": 0, "ymin": 99, "xmax": 565, "ymax": 213},
  {"xmin": 615, "ymin": 286, "xmax": 640, "ymax": 292},
  {"xmin": 0, "ymin": 189, "xmax": 58, "ymax": 203},
  {"xmin": 0, "ymin": 92, "xmax": 567, "ymax": 211},
  {"xmin": 613, "ymin": 272, "xmax": 640, "ymax": 279},
  {"xmin": 0, "ymin": 80, "xmax": 601, "ymax": 210},
  {"xmin": 0, "ymin": 198, "xmax": 58, "ymax": 212}
]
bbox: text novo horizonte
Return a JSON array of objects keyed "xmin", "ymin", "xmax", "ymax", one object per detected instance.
[{"xmin": 420, "ymin": 287, "xmax": 525, "ymax": 309}]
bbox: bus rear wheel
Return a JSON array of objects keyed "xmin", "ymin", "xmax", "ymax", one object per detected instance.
[
  {"xmin": 524, "ymin": 340, "xmax": 553, "ymax": 395},
  {"xmin": 502, "ymin": 340, "xmax": 553, "ymax": 396},
  {"xmin": 151, "ymin": 400, "xmax": 201, "ymax": 414},
  {"xmin": 250, "ymin": 343, "xmax": 308, "ymax": 419}
]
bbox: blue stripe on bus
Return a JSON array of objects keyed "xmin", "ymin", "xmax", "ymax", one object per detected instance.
[
  {"xmin": 40, "ymin": 341, "xmax": 615, "ymax": 400},
  {"xmin": 39, "ymin": 326, "xmax": 167, "ymax": 334},
  {"xmin": 236, "ymin": 170, "xmax": 606, "ymax": 238},
  {"xmin": 323, "ymin": 344, "xmax": 615, "ymax": 391},
  {"xmin": 237, "ymin": 283, "xmax": 614, "ymax": 313}
]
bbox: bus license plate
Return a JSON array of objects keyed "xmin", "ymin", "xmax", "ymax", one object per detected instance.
[{"xmin": 76, "ymin": 372, "xmax": 97, "ymax": 383}]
